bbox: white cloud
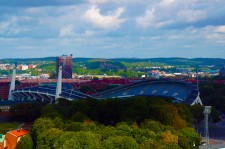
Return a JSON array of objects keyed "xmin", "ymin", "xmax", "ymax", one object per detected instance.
[
  {"xmin": 156, "ymin": 20, "xmax": 174, "ymax": 28},
  {"xmin": 83, "ymin": 30, "xmax": 96, "ymax": 37},
  {"xmin": 59, "ymin": 25, "xmax": 74, "ymax": 37},
  {"xmin": 88, "ymin": 0, "xmax": 109, "ymax": 4},
  {"xmin": 1, "ymin": 0, "xmax": 225, "ymax": 58},
  {"xmin": 83, "ymin": 5, "xmax": 125, "ymax": 30},
  {"xmin": 178, "ymin": 10, "xmax": 206, "ymax": 23},
  {"xmin": 214, "ymin": 25, "xmax": 225, "ymax": 33},
  {"xmin": 0, "ymin": 17, "xmax": 29, "ymax": 35},
  {"xmin": 136, "ymin": 9, "xmax": 155, "ymax": 28},
  {"xmin": 159, "ymin": 0, "xmax": 176, "ymax": 8},
  {"xmin": 25, "ymin": 7, "xmax": 43, "ymax": 14}
]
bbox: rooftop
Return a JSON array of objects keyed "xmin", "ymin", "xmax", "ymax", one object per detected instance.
[{"xmin": 7, "ymin": 129, "xmax": 27, "ymax": 137}]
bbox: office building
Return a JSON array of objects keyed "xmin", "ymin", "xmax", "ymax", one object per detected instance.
[{"xmin": 56, "ymin": 54, "xmax": 73, "ymax": 79}]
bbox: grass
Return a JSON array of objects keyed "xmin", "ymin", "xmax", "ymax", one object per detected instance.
[{"xmin": 0, "ymin": 123, "xmax": 19, "ymax": 134}]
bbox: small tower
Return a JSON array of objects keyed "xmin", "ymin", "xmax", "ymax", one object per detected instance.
[
  {"xmin": 191, "ymin": 68, "xmax": 203, "ymax": 105},
  {"xmin": 8, "ymin": 62, "xmax": 17, "ymax": 101},
  {"xmin": 55, "ymin": 62, "xmax": 63, "ymax": 103},
  {"xmin": 204, "ymin": 106, "xmax": 211, "ymax": 149}
]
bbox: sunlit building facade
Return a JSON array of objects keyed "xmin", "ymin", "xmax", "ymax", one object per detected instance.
[{"xmin": 56, "ymin": 54, "xmax": 73, "ymax": 79}]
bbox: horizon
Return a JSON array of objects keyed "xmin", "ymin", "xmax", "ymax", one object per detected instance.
[
  {"xmin": 0, "ymin": 0, "xmax": 225, "ymax": 58},
  {"xmin": 1, "ymin": 56, "xmax": 225, "ymax": 60}
]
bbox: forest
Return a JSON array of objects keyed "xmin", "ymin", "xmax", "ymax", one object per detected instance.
[
  {"xmin": 11, "ymin": 97, "xmax": 203, "ymax": 149},
  {"xmin": 200, "ymin": 80, "xmax": 225, "ymax": 113}
]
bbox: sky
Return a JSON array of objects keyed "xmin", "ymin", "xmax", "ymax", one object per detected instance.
[{"xmin": 0, "ymin": 0, "xmax": 225, "ymax": 59}]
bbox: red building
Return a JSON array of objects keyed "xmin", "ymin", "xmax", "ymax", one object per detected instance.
[
  {"xmin": 1, "ymin": 128, "xmax": 28, "ymax": 149},
  {"xmin": 56, "ymin": 54, "xmax": 73, "ymax": 79},
  {"xmin": 0, "ymin": 83, "xmax": 9, "ymax": 100}
]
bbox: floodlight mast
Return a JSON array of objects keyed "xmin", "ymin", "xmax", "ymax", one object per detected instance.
[
  {"xmin": 204, "ymin": 106, "xmax": 211, "ymax": 149},
  {"xmin": 55, "ymin": 62, "xmax": 63, "ymax": 104},
  {"xmin": 8, "ymin": 62, "xmax": 17, "ymax": 101}
]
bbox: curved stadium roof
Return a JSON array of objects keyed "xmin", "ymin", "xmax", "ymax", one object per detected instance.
[
  {"xmin": 12, "ymin": 80, "xmax": 201, "ymax": 105},
  {"xmin": 12, "ymin": 84, "xmax": 96, "ymax": 103},
  {"xmin": 94, "ymin": 80, "xmax": 200, "ymax": 105}
]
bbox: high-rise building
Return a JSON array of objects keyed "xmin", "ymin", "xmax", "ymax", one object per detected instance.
[{"xmin": 56, "ymin": 54, "xmax": 73, "ymax": 79}]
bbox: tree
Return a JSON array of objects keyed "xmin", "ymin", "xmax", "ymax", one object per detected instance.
[
  {"xmin": 41, "ymin": 105, "xmax": 62, "ymax": 119},
  {"xmin": 64, "ymin": 122, "xmax": 82, "ymax": 131},
  {"xmin": 139, "ymin": 139, "xmax": 156, "ymax": 149},
  {"xmin": 176, "ymin": 104, "xmax": 193, "ymax": 126},
  {"xmin": 179, "ymin": 128, "xmax": 201, "ymax": 147},
  {"xmin": 15, "ymin": 133, "xmax": 33, "ymax": 149},
  {"xmin": 132, "ymin": 128, "xmax": 156, "ymax": 144},
  {"xmin": 70, "ymin": 112, "xmax": 89, "ymax": 122},
  {"xmin": 54, "ymin": 131, "xmax": 101, "ymax": 149},
  {"xmin": 102, "ymin": 136, "xmax": 139, "ymax": 149},
  {"xmin": 210, "ymin": 107, "xmax": 221, "ymax": 123},
  {"xmin": 190, "ymin": 105, "xmax": 204, "ymax": 123},
  {"xmin": 161, "ymin": 130, "xmax": 178, "ymax": 144},
  {"xmin": 141, "ymin": 119, "xmax": 164, "ymax": 133},
  {"xmin": 36, "ymin": 128, "xmax": 63, "ymax": 149},
  {"xmin": 31, "ymin": 118, "xmax": 56, "ymax": 143},
  {"xmin": 159, "ymin": 143, "xmax": 181, "ymax": 149},
  {"xmin": 115, "ymin": 122, "xmax": 133, "ymax": 136},
  {"xmin": 11, "ymin": 102, "xmax": 43, "ymax": 122}
]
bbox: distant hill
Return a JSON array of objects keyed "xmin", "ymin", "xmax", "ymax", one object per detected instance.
[
  {"xmin": 0, "ymin": 57, "xmax": 225, "ymax": 67},
  {"xmin": 110, "ymin": 58, "xmax": 225, "ymax": 67}
]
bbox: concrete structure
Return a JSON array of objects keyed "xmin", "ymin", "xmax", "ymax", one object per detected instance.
[
  {"xmin": 8, "ymin": 63, "xmax": 17, "ymax": 101},
  {"xmin": 56, "ymin": 54, "xmax": 73, "ymax": 79},
  {"xmin": 55, "ymin": 63, "xmax": 62, "ymax": 102}
]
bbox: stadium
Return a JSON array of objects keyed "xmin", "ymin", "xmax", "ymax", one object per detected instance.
[{"xmin": 1, "ymin": 61, "xmax": 202, "ymax": 106}]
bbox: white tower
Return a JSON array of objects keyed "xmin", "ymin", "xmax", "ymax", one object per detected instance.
[
  {"xmin": 191, "ymin": 68, "xmax": 203, "ymax": 105},
  {"xmin": 55, "ymin": 62, "xmax": 63, "ymax": 103},
  {"xmin": 8, "ymin": 63, "xmax": 17, "ymax": 101}
]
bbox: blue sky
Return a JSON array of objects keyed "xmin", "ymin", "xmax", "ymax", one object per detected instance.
[{"xmin": 0, "ymin": 0, "xmax": 225, "ymax": 58}]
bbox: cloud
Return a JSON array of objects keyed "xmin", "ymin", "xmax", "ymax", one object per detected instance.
[
  {"xmin": 88, "ymin": 0, "xmax": 109, "ymax": 4},
  {"xmin": 136, "ymin": 9, "xmax": 155, "ymax": 28},
  {"xmin": 83, "ymin": 5, "xmax": 126, "ymax": 30},
  {"xmin": 0, "ymin": 0, "xmax": 84, "ymax": 7},
  {"xmin": 178, "ymin": 10, "xmax": 206, "ymax": 23},
  {"xmin": 0, "ymin": 16, "xmax": 31, "ymax": 36},
  {"xmin": 0, "ymin": 0, "xmax": 225, "ymax": 58},
  {"xmin": 59, "ymin": 25, "xmax": 74, "ymax": 38},
  {"xmin": 214, "ymin": 25, "xmax": 225, "ymax": 33},
  {"xmin": 83, "ymin": 30, "xmax": 96, "ymax": 37},
  {"xmin": 159, "ymin": 0, "xmax": 176, "ymax": 8}
]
